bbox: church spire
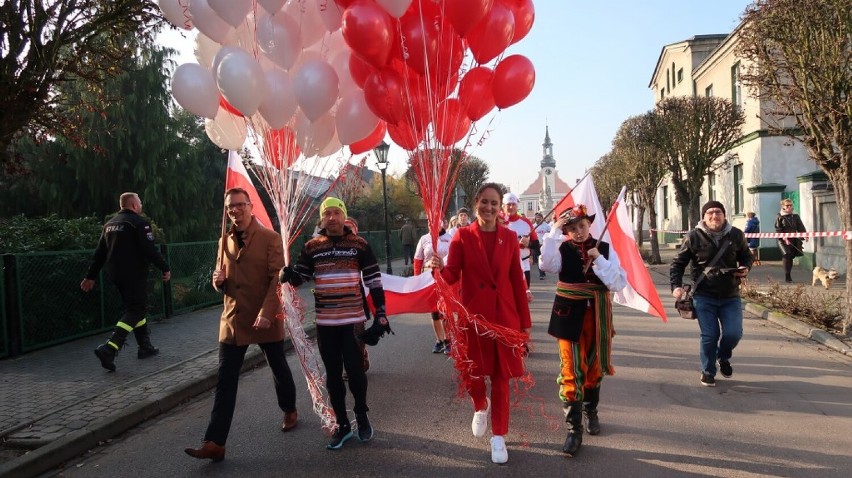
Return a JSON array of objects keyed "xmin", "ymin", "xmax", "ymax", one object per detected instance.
[{"xmin": 541, "ymin": 125, "xmax": 555, "ymax": 169}]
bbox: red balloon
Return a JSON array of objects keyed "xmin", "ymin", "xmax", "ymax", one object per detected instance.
[
  {"xmin": 348, "ymin": 53, "xmax": 376, "ymax": 88},
  {"xmin": 266, "ymin": 127, "xmax": 300, "ymax": 169},
  {"xmin": 219, "ymin": 96, "xmax": 243, "ymax": 116},
  {"xmin": 466, "ymin": 1, "xmax": 515, "ymax": 64},
  {"xmin": 363, "ymin": 67, "xmax": 407, "ymax": 125},
  {"xmin": 435, "ymin": 98, "xmax": 471, "ymax": 146},
  {"xmin": 500, "ymin": 0, "xmax": 534, "ymax": 44},
  {"xmin": 429, "ymin": 25, "xmax": 464, "ymax": 87},
  {"xmin": 458, "ymin": 66, "xmax": 495, "ymax": 121},
  {"xmin": 350, "ymin": 121, "xmax": 387, "ymax": 154},
  {"xmin": 388, "ymin": 119, "xmax": 423, "ymax": 150},
  {"xmin": 402, "ymin": 0, "xmax": 441, "ymax": 23},
  {"xmin": 335, "ymin": 0, "xmax": 357, "ymax": 8},
  {"xmin": 342, "ymin": 1, "xmax": 395, "ymax": 68},
  {"xmin": 399, "ymin": 11, "xmax": 439, "ymax": 76},
  {"xmin": 445, "ymin": 0, "xmax": 493, "ymax": 37},
  {"xmin": 492, "ymin": 54, "xmax": 535, "ymax": 109}
]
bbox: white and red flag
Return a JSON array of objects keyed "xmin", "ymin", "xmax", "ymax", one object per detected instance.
[
  {"xmin": 555, "ymin": 178, "xmax": 668, "ymax": 321},
  {"xmin": 366, "ymin": 273, "xmax": 438, "ymax": 316},
  {"xmin": 226, "ymin": 150, "xmax": 272, "ymax": 228}
]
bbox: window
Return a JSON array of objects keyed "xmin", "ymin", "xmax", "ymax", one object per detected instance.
[
  {"xmin": 705, "ymin": 84, "xmax": 714, "ymax": 97},
  {"xmin": 662, "ymin": 186, "xmax": 669, "ymax": 219},
  {"xmin": 677, "ymin": 68, "xmax": 684, "ymax": 83},
  {"xmin": 660, "ymin": 88, "xmax": 665, "ymax": 100},
  {"xmin": 708, "ymin": 172, "xmax": 716, "ymax": 201},
  {"xmin": 527, "ymin": 201, "xmax": 534, "ymax": 212},
  {"xmin": 666, "ymin": 69, "xmax": 670, "ymax": 93},
  {"xmin": 734, "ymin": 164, "xmax": 744, "ymax": 214},
  {"xmin": 731, "ymin": 62, "xmax": 742, "ymax": 110}
]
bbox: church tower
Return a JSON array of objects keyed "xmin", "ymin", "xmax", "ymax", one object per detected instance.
[{"xmin": 539, "ymin": 126, "xmax": 557, "ymax": 213}]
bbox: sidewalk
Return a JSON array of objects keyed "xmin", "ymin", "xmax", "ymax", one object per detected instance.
[
  {"xmin": 0, "ymin": 250, "xmax": 847, "ymax": 477},
  {"xmin": 0, "ymin": 257, "xmax": 410, "ymax": 478}
]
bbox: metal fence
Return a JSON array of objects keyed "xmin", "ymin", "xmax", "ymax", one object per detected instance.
[{"xmin": 1, "ymin": 229, "xmax": 407, "ymax": 358}]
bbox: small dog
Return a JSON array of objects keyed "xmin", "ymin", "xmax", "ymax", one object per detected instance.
[{"xmin": 812, "ymin": 266, "xmax": 839, "ymax": 289}]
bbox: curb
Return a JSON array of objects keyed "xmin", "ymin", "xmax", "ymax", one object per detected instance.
[
  {"xmin": 743, "ymin": 302, "xmax": 851, "ymax": 356},
  {"xmin": 0, "ymin": 328, "xmax": 312, "ymax": 478}
]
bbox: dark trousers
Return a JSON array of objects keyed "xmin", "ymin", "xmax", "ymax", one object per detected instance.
[
  {"xmin": 317, "ymin": 324, "xmax": 368, "ymax": 425},
  {"xmin": 402, "ymin": 244, "xmax": 415, "ymax": 265},
  {"xmin": 114, "ymin": 279, "xmax": 147, "ymax": 328},
  {"xmin": 204, "ymin": 340, "xmax": 297, "ymax": 445}
]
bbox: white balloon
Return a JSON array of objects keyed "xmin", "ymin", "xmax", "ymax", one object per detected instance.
[
  {"xmin": 256, "ymin": 12, "xmax": 302, "ymax": 71},
  {"xmin": 292, "ymin": 59, "xmax": 339, "ymax": 121},
  {"xmin": 211, "ymin": 45, "xmax": 242, "ymax": 81},
  {"xmin": 295, "ymin": 110, "xmax": 336, "ymax": 157},
  {"xmin": 222, "ymin": 12, "xmax": 258, "ymax": 49},
  {"xmin": 194, "ymin": 32, "xmax": 220, "ymax": 69},
  {"xmin": 318, "ymin": 131, "xmax": 342, "ymax": 157},
  {"xmin": 286, "ymin": 0, "xmax": 326, "ymax": 49},
  {"xmin": 331, "ymin": 50, "xmax": 357, "ymax": 96},
  {"xmin": 157, "ymin": 0, "xmax": 193, "ymax": 30},
  {"xmin": 258, "ymin": 0, "xmax": 288, "ymax": 14},
  {"xmin": 259, "ymin": 69, "xmax": 298, "ymax": 129},
  {"xmin": 205, "ymin": 108, "xmax": 248, "ymax": 150},
  {"xmin": 171, "ymin": 63, "xmax": 219, "ymax": 119},
  {"xmin": 336, "ymin": 89, "xmax": 379, "ymax": 145},
  {"xmin": 189, "ymin": 0, "xmax": 233, "ymax": 44},
  {"xmin": 315, "ymin": 0, "xmax": 343, "ymax": 32},
  {"xmin": 325, "ymin": 30, "xmax": 348, "ymax": 58},
  {"xmin": 376, "ymin": 0, "xmax": 413, "ymax": 18},
  {"xmin": 216, "ymin": 48, "xmax": 268, "ymax": 116},
  {"xmin": 208, "ymin": 0, "xmax": 252, "ymax": 28}
]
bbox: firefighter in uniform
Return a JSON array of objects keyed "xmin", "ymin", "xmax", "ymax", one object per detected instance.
[{"xmin": 81, "ymin": 192, "xmax": 171, "ymax": 371}]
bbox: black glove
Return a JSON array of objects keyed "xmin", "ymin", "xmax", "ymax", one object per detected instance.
[
  {"xmin": 279, "ymin": 266, "xmax": 294, "ymax": 284},
  {"xmin": 359, "ymin": 310, "xmax": 393, "ymax": 346}
]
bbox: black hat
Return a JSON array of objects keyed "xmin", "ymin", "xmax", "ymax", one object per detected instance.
[
  {"xmin": 701, "ymin": 200, "xmax": 726, "ymax": 217},
  {"xmin": 559, "ymin": 204, "xmax": 596, "ymax": 225}
]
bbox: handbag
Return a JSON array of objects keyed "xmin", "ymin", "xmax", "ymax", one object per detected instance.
[{"xmin": 675, "ymin": 237, "xmax": 731, "ymax": 320}]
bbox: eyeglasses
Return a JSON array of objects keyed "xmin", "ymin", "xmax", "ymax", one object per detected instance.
[
  {"xmin": 226, "ymin": 202, "xmax": 250, "ymax": 211},
  {"xmin": 704, "ymin": 209, "xmax": 725, "ymax": 216}
]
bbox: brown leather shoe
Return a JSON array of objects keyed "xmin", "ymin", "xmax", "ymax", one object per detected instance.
[
  {"xmin": 282, "ymin": 410, "xmax": 298, "ymax": 432},
  {"xmin": 184, "ymin": 441, "xmax": 225, "ymax": 462}
]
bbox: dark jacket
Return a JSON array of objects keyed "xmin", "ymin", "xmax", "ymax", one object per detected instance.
[
  {"xmin": 670, "ymin": 222, "xmax": 753, "ymax": 298},
  {"xmin": 774, "ymin": 212, "xmax": 806, "ymax": 257},
  {"xmin": 744, "ymin": 216, "xmax": 760, "ymax": 249},
  {"xmin": 85, "ymin": 209, "xmax": 169, "ymax": 283}
]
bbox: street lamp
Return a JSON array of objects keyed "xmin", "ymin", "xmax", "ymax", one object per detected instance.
[{"xmin": 374, "ymin": 140, "xmax": 393, "ymax": 274}]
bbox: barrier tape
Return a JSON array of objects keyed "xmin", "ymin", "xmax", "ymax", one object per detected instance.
[{"xmin": 649, "ymin": 229, "xmax": 852, "ymax": 240}]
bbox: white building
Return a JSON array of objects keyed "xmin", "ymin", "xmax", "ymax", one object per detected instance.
[
  {"xmin": 648, "ymin": 29, "xmax": 842, "ymax": 270},
  {"xmin": 517, "ymin": 127, "xmax": 571, "ymax": 219}
]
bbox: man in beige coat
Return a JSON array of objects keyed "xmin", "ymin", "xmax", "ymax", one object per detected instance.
[{"xmin": 185, "ymin": 188, "xmax": 298, "ymax": 462}]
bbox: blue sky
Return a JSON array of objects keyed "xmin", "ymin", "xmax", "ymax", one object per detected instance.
[{"xmin": 161, "ymin": 1, "xmax": 751, "ymax": 192}]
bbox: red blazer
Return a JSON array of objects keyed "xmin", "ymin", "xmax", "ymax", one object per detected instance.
[{"xmin": 440, "ymin": 221, "xmax": 531, "ymax": 378}]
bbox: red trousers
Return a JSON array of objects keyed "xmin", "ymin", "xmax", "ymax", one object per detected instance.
[
  {"xmin": 557, "ymin": 307, "xmax": 603, "ymax": 402},
  {"xmin": 468, "ymin": 375, "xmax": 510, "ymax": 436}
]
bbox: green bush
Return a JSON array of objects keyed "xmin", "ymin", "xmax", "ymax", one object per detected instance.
[{"xmin": 0, "ymin": 214, "xmax": 104, "ymax": 252}]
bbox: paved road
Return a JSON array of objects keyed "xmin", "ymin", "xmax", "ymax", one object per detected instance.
[{"xmin": 41, "ymin": 262, "xmax": 852, "ymax": 478}]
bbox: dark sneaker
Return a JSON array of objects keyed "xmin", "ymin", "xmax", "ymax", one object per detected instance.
[
  {"xmin": 137, "ymin": 344, "xmax": 159, "ymax": 359},
  {"xmin": 700, "ymin": 373, "xmax": 716, "ymax": 387},
  {"xmin": 356, "ymin": 413, "xmax": 373, "ymax": 442},
  {"xmin": 443, "ymin": 340, "xmax": 451, "ymax": 355},
  {"xmin": 539, "ymin": 273, "xmax": 546, "ymax": 280},
  {"xmin": 326, "ymin": 424, "xmax": 353, "ymax": 450},
  {"xmin": 94, "ymin": 344, "xmax": 117, "ymax": 372},
  {"xmin": 431, "ymin": 340, "xmax": 445, "ymax": 354},
  {"xmin": 719, "ymin": 360, "xmax": 733, "ymax": 378}
]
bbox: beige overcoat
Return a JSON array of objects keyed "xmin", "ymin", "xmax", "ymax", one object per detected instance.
[{"xmin": 215, "ymin": 216, "xmax": 285, "ymax": 345}]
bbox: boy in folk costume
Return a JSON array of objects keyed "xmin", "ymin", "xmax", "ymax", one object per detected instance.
[{"xmin": 539, "ymin": 204, "xmax": 626, "ymax": 457}]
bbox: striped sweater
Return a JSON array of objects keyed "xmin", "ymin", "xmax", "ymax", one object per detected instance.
[{"xmin": 292, "ymin": 229, "xmax": 385, "ymax": 326}]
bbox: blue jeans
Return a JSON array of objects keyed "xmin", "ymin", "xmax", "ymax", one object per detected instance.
[{"xmin": 692, "ymin": 295, "xmax": 743, "ymax": 376}]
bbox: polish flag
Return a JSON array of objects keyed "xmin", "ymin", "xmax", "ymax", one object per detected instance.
[
  {"xmin": 226, "ymin": 150, "xmax": 272, "ymax": 228},
  {"xmin": 554, "ymin": 179, "xmax": 667, "ymax": 321},
  {"xmin": 366, "ymin": 272, "xmax": 438, "ymax": 316}
]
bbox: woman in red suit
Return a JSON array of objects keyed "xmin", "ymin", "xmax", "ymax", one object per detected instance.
[{"xmin": 430, "ymin": 183, "xmax": 532, "ymax": 465}]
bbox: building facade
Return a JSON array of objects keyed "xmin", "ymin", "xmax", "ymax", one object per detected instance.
[
  {"xmin": 518, "ymin": 126, "xmax": 571, "ymax": 219},
  {"xmin": 648, "ymin": 29, "xmax": 841, "ymax": 270}
]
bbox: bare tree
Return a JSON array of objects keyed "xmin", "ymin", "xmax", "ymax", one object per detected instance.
[
  {"xmin": 590, "ymin": 152, "xmax": 627, "ymax": 211},
  {"xmin": 737, "ymin": 0, "xmax": 852, "ymax": 334},
  {"xmin": 612, "ymin": 113, "xmax": 668, "ymax": 264},
  {"xmin": 0, "ymin": 1, "xmax": 160, "ymax": 161},
  {"xmin": 647, "ymin": 96, "xmax": 745, "ymax": 226},
  {"xmin": 455, "ymin": 155, "xmax": 489, "ymax": 210}
]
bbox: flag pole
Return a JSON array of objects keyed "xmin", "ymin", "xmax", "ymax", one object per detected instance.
[
  {"xmin": 582, "ymin": 186, "xmax": 627, "ymax": 274},
  {"xmin": 543, "ymin": 169, "xmax": 593, "ymax": 220}
]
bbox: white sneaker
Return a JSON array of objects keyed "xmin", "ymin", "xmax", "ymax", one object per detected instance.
[
  {"xmin": 471, "ymin": 397, "xmax": 490, "ymax": 438},
  {"xmin": 490, "ymin": 435, "xmax": 508, "ymax": 464}
]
